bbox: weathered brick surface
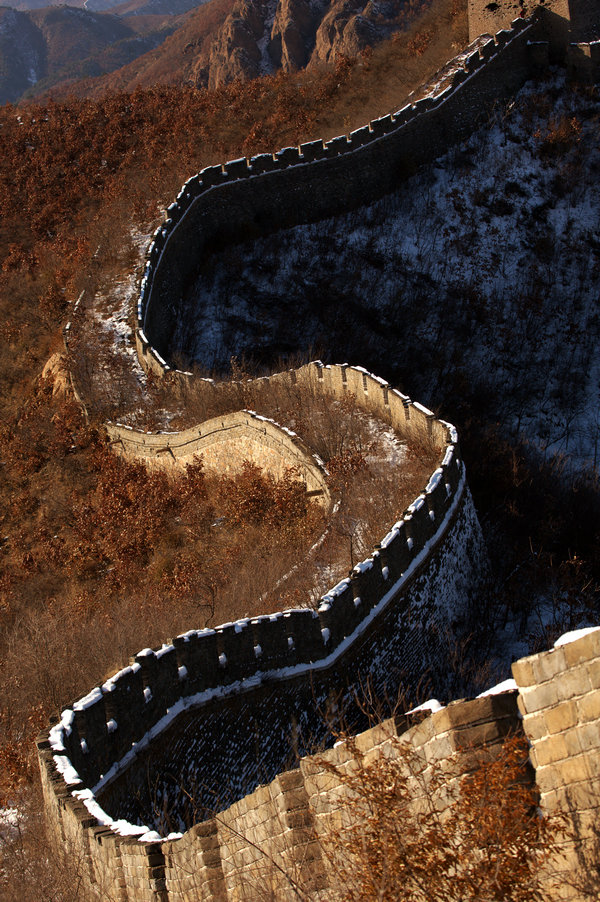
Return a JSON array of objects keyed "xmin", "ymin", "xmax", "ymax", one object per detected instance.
[{"xmin": 513, "ymin": 631, "xmax": 600, "ymax": 900}]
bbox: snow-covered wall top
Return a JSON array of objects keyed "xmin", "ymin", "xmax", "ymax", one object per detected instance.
[
  {"xmin": 36, "ymin": 17, "xmax": 566, "ymax": 899},
  {"xmin": 134, "ymin": 13, "xmax": 545, "ymax": 376}
]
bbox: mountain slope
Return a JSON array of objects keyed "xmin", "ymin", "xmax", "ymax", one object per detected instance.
[
  {"xmin": 0, "ymin": 7, "xmax": 46, "ymax": 102},
  {"xmin": 0, "ymin": 4, "xmax": 179, "ymax": 103},
  {"xmin": 27, "ymin": 0, "xmax": 463, "ymax": 104},
  {"xmin": 201, "ymin": 0, "xmax": 436, "ymax": 88}
]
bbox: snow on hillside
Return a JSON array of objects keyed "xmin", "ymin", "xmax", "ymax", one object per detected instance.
[{"xmin": 176, "ymin": 72, "xmax": 600, "ymax": 469}]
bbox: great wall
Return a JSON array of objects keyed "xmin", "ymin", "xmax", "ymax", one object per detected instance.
[{"xmin": 38, "ymin": 0, "xmax": 600, "ymax": 898}]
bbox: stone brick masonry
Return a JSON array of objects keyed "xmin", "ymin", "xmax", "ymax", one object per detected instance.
[{"xmin": 38, "ymin": 630, "xmax": 600, "ymax": 900}]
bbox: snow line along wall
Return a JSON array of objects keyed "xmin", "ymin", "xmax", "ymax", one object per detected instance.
[
  {"xmin": 37, "ymin": 630, "xmax": 600, "ymax": 901},
  {"xmin": 106, "ymin": 360, "xmax": 443, "ymax": 496},
  {"xmin": 135, "ymin": 14, "xmax": 547, "ymax": 376},
  {"xmin": 37, "ymin": 361, "xmax": 491, "ymax": 900},
  {"xmin": 107, "ymin": 407, "xmax": 331, "ymax": 506}
]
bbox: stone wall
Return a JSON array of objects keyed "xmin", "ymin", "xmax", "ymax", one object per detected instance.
[
  {"xmin": 106, "ymin": 360, "xmax": 448, "ymax": 504},
  {"xmin": 135, "ymin": 15, "xmax": 542, "ymax": 376},
  {"xmin": 467, "ymin": 0, "xmax": 599, "ymax": 54},
  {"xmin": 107, "ymin": 408, "xmax": 331, "ymax": 506},
  {"xmin": 38, "ymin": 358, "xmax": 492, "ymax": 899},
  {"xmin": 38, "ymin": 629, "xmax": 600, "ymax": 900},
  {"xmin": 567, "ymin": 39, "xmax": 600, "ymax": 80},
  {"xmin": 512, "ymin": 627, "xmax": 600, "ymax": 897},
  {"xmin": 36, "ymin": 11, "xmax": 600, "ymax": 900}
]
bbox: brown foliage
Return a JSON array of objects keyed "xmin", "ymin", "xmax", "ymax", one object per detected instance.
[
  {"xmin": 318, "ymin": 733, "xmax": 560, "ymax": 902},
  {"xmin": 536, "ymin": 116, "xmax": 583, "ymax": 157}
]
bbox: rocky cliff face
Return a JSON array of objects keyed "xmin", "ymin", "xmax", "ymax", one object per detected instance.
[{"xmin": 201, "ymin": 0, "xmax": 414, "ymax": 87}]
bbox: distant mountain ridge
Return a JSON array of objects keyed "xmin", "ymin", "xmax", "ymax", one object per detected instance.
[
  {"xmin": 0, "ymin": 0, "xmax": 433, "ymax": 104},
  {"xmin": 0, "ymin": 3, "xmax": 178, "ymax": 103},
  {"xmin": 204, "ymin": 0, "xmax": 429, "ymax": 87}
]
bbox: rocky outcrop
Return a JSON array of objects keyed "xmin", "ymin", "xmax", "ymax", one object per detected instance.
[
  {"xmin": 269, "ymin": 0, "xmax": 324, "ymax": 70},
  {"xmin": 203, "ymin": 0, "xmax": 412, "ymax": 87},
  {"xmin": 207, "ymin": 0, "xmax": 273, "ymax": 87},
  {"xmin": 310, "ymin": 0, "xmax": 384, "ymax": 66}
]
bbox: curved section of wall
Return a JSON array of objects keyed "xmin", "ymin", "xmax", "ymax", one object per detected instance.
[
  {"xmin": 107, "ymin": 407, "xmax": 331, "ymax": 506},
  {"xmin": 37, "ymin": 361, "xmax": 490, "ymax": 900},
  {"xmin": 38, "ymin": 629, "xmax": 600, "ymax": 901},
  {"xmin": 135, "ymin": 15, "xmax": 541, "ymax": 375}
]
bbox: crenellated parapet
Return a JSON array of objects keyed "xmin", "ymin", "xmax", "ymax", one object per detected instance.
[
  {"xmin": 38, "ymin": 354, "xmax": 490, "ymax": 902},
  {"xmin": 135, "ymin": 15, "xmax": 543, "ymax": 377},
  {"xmin": 106, "ymin": 359, "xmax": 449, "ymax": 500},
  {"xmin": 40, "ymin": 361, "xmax": 465, "ymax": 801},
  {"xmin": 107, "ymin": 406, "xmax": 331, "ymax": 505},
  {"xmin": 38, "ymin": 629, "xmax": 600, "ymax": 900}
]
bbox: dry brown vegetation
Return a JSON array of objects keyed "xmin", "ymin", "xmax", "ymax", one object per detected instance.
[
  {"xmin": 0, "ymin": 365, "xmax": 437, "ymax": 804},
  {"xmin": 144, "ymin": 731, "xmax": 582, "ymax": 902},
  {"xmin": 315, "ymin": 733, "xmax": 559, "ymax": 902}
]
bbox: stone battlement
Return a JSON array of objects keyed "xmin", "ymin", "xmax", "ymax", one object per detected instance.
[
  {"xmin": 38, "ymin": 630, "xmax": 600, "ymax": 900},
  {"xmin": 135, "ymin": 15, "xmax": 542, "ymax": 376},
  {"xmin": 108, "ymin": 406, "xmax": 331, "ymax": 505},
  {"xmin": 36, "ymin": 8, "xmax": 598, "ymax": 900}
]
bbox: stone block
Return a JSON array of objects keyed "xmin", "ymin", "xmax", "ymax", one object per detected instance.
[
  {"xmin": 586, "ymin": 657, "xmax": 600, "ymax": 689},
  {"xmin": 581, "ymin": 749, "xmax": 600, "ymax": 779},
  {"xmin": 199, "ymin": 164, "xmax": 224, "ymax": 187},
  {"xmin": 354, "ymin": 721, "xmax": 396, "ymax": 753},
  {"xmin": 407, "ymin": 714, "xmax": 436, "ymax": 748},
  {"xmin": 577, "ymin": 690, "xmax": 600, "ymax": 723},
  {"xmin": 519, "ymin": 681, "xmax": 559, "ymax": 715},
  {"xmin": 348, "ymin": 125, "xmax": 371, "ymax": 148},
  {"xmin": 563, "ymin": 630, "xmax": 600, "ymax": 667},
  {"xmin": 533, "ymin": 734, "xmax": 569, "ymax": 767},
  {"xmin": 299, "ymin": 139, "xmax": 326, "ymax": 161},
  {"xmin": 276, "ymin": 147, "xmax": 301, "ymax": 167},
  {"xmin": 325, "ymin": 135, "xmax": 349, "ymax": 155},
  {"xmin": 545, "ymin": 700, "xmax": 578, "ymax": 735},
  {"xmin": 522, "ymin": 710, "xmax": 549, "ymax": 742},
  {"xmin": 432, "ymin": 693, "xmax": 516, "ymax": 733},
  {"xmin": 454, "ymin": 716, "xmax": 518, "ymax": 751},
  {"xmin": 249, "ymin": 153, "xmax": 276, "ymax": 174},
  {"xmin": 530, "ymin": 646, "xmax": 567, "ymax": 684},
  {"xmin": 570, "ymin": 721, "xmax": 600, "ymax": 754},
  {"xmin": 223, "ymin": 157, "xmax": 249, "ymax": 179},
  {"xmin": 547, "ymin": 778, "xmax": 600, "ymax": 813},
  {"xmin": 534, "ymin": 763, "xmax": 559, "ymax": 795},
  {"xmin": 276, "ymin": 786, "xmax": 311, "ymax": 813},
  {"xmin": 556, "ymin": 753, "xmax": 593, "ymax": 785},
  {"xmin": 557, "ymin": 665, "xmax": 592, "ymax": 701},
  {"xmin": 423, "ymin": 732, "xmax": 455, "ymax": 764},
  {"xmin": 563, "ymin": 727, "xmax": 584, "ymax": 758},
  {"xmin": 510, "ymin": 655, "xmax": 538, "ymax": 689},
  {"xmin": 277, "ymin": 768, "xmax": 303, "ymax": 791}
]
